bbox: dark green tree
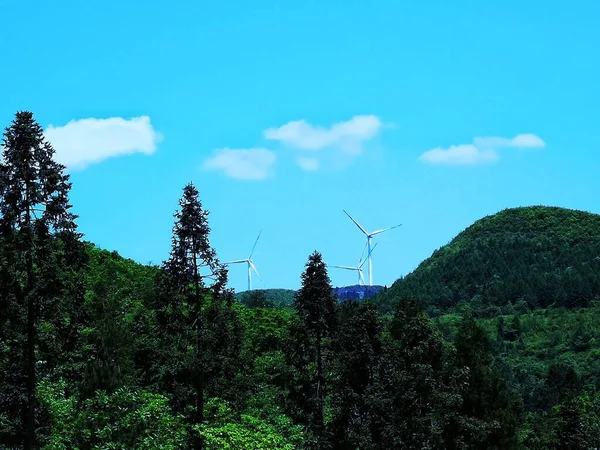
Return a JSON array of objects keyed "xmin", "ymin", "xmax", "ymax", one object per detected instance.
[
  {"xmin": 242, "ymin": 289, "xmax": 273, "ymax": 308},
  {"xmin": 203, "ymin": 287, "xmax": 244, "ymax": 406},
  {"xmin": 553, "ymin": 399, "xmax": 587, "ymax": 450},
  {"xmin": 158, "ymin": 182, "xmax": 232, "ymax": 448},
  {"xmin": 447, "ymin": 316, "xmax": 523, "ymax": 449},
  {"xmin": 0, "ymin": 111, "xmax": 81, "ymax": 449},
  {"xmin": 374, "ymin": 298, "xmax": 459, "ymax": 449},
  {"xmin": 537, "ymin": 362, "xmax": 581, "ymax": 410},
  {"xmin": 78, "ymin": 274, "xmax": 136, "ymax": 400},
  {"xmin": 289, "ymin": 251, "xmax": 336, "ymax": 449},
  {"xmin": 329, "ymin": 300, "xmax": 382, "ymax": 449},
  {"xmin": 496, "ymin": 316, "xmax": 505, "ymax": 341}
]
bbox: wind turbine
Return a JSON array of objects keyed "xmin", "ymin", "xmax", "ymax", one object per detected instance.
[
  {"xmin": 225, "ymin": 230, "xmax": 262, "ymax": 291},
  {"xmin": 332, "ymin": 243, "xmax": 378, "ymax": 286},
  {"xmin": 343, "ymin": 210, "xmax": 402, "ymax": 286}
]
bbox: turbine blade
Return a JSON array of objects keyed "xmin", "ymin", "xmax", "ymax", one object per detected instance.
[
  {"xmin": 358, "ymin": 240, "xmax": 368, "ymax": 265},
  {"xmin": 371, "ymin": 223, "xmax": 402, "ymax": 236},
  {"xmin": 249, "ymin": 260, "xmax": 260, "ymax": 277},
  {"xmin": 359, "ymin": 242, "xmax": 376, "ymax": 268},
  {"xmin": 249, "ymin": 229, "xmax": 262, "ymax": 259},
  {"xmin": 343, "ymin": 210, "xmax": 368, "ymax": 235},
  {"xmin": 225, "ymin": 259, "xmax": 248, "ymax": 264},
  {"xmin": 359, "ymin": 269, "xmax": 365, "ymax": 283},
  {"xmin": 333, "ymin": 265, "xmax": 359, "ymax": 271}
]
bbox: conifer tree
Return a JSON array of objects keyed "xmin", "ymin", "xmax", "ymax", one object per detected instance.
[
  {"xmin": 375, "ymin": 298, "xmax": 458, "ymax": 449},
  {"xmin": 448, "ymin": 316, "xmax": 523, "ymax": 449},
  {"xmin": 329, "ymin": 300, "xmax": 382, "ymax": 449},
  {"xmin": 290, "ymin": 251, "xmax": 336, "ymax": 449},
  {"xmin": 537, "ymin": 362, "xmax": 581, "ymax": 410},
  {"xmin": 159, "ymin": 182, "xmax": 232, "ymax": 449},
  {"xmin": 0, "ymin": 111, "xmax": 81, "ymax": 449},
  {"xmin": 78, "ymin": 279, "xmax": 135, "ymax": 400}
]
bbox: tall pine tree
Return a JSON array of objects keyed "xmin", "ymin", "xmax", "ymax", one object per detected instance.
[
  {"xmin": 0, "ymin": 111, "xmax": 81, "ymax": 449},
  {"xmin": 158, "ymin": 182, "xmax": 235, "ymax": 449},
  {"xmin": 289, "ymin": 251, "xmax": 336, "ymax": 449}
]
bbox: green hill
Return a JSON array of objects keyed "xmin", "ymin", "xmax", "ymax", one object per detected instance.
[
  {"xmin": 376, "ymin": 206, "xmax": 600, "ymax": 316},
  {"xmin": 4, "ymin": 227, "xmax": 600, "ymax": 447},
  {"xmin": 235, "ymin": 289, "xmax": 297, "ymax": 307}
]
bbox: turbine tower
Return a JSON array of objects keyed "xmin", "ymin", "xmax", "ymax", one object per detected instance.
[
  {"xmin": 332, "ymin": 243, "xmax": 378, "ymax": 286},
  {"xmin": 225, "ymin": 230, "xmax": 262, "ymax": 291},
  {"xmin": 343, "ymin": 210, "xmax": 402, "ymax": 286}
]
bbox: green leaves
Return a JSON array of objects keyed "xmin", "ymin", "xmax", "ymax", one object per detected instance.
[
  {"xmin": 38, "ymin": 380, "xmax": 188, "ymax": 450},
  {"xmin": 196, "ymin": 399, "xmax": 303, "ymax": 450}
]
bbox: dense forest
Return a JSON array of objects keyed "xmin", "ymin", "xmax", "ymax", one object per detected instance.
[
  {"xmin": 375, "ymin": 206, "xmax": 600, "ymax": 316},
  {"xmin": 1, "ymin": 111, "xmax": 600, "ymax": 449}
]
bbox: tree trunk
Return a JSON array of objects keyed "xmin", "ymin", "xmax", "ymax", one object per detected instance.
[
  {"xmin": 316, "ymin": 329, "xmax": 324, "ymax": 450},
  {"xmin": 24, "ymin": 201, "xmax": 36, "ymax": 449},
  {"xmin": 192, "ymin": 247, "xmax": 204, "ymax": 449},
  {"xmin": 26, "ymin": 286, "xmax": 35, "ymax": 450}
]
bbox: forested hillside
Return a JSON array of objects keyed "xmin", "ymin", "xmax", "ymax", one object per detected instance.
[
  {"xmin": 2, "ymin": 112, "xmax": 600, "ymax": 449},
  {"xmin": 6, "ymin": 241, "xmax": 600, "ymax": 448},
  {"xmin": 376, "ymin": 206, "xmax": 600, "ymax": 316},
  {"xmin": 236, "ymin": 289, "xmax": 296, "ymax": 307}
]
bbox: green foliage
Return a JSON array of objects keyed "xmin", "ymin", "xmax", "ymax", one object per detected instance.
[
  {"xmin": 154, "ymin": 182, "xmax": 238, "ymax": 435},
  {"xmin": 236, "ymin": 289, "xmax": 296, "ymax": 308},
  {"xmin": 376, "ymin": 299, "xmax": 462, "ymax": 449},
  {"xmin": 329, "ymin": 301, "xmax": 383, "ymax": 449},
  {"xmin": 38, "ymin": 379, "xmax": 188, "ymax": 449},
  {"xmin": 289, "ymin": 251, "xmax": 337, "ymax": 448},
  {"xmin": 376, "ymin": 206, "xmax": 600, "ymax": 315},
  {"xmin": 451, "ymin": 316, "xmax": 523, "ymax": 449},
  {"xmin": 0, "ymin": 110, "xmax": 83, "ymax": 448},
  {"xmin": 239, "ymin": 289, "xmax": 274, "ymax": 308},
  {"xmin": 197, "ymin": 398, "xmax": 303, "ymax": 449}
]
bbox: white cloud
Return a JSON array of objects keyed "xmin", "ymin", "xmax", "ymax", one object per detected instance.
[
  {"xmin": 44, "ymin": 116, "xmax": 162, "ymax": 170},
  {"xmin": 420, "ymin": 133, "xmax": 545, "ymax": 166},
  {"xmin": 419, "ymin": 145, "xmax": 499, "ymax": 165},
  {"xmin": 296, "ymin": 156, "xmax": 320, "ymax": 171},
  {"xmin": 264, "ymin": 115, "xmax": 382, "ymax": 154},
  {"xmin": 203, "ymin": 148, "xmax": 276, "ymax": 180},
  {"xmin": 473, "ymin": 133, "xmax": 546, "ymax": 149}
]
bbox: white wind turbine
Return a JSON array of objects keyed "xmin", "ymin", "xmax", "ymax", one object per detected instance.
[
  {"xmin": 332, "ymin": 242, "xmax": 378, "ymax": 286},
  {"xmin": 225, "ymin": 230, "xmax": 262, "ymax": 291},
  {"xmin": 343, "ymin": 210, "xmax": 402, "ymax": 286}
]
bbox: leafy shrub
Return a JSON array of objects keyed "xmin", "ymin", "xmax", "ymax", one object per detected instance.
[{"xmin": 38, "ymin": 379, "xmax": 188, "ymax": 449}]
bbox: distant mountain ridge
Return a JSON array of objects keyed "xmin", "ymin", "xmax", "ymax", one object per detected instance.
[
  {"xmin": 235, "ymin": 285, "xmax": 384, "ymax": 307},
  {"xmin": 374, "ymin": 206, "xmax": 600, "ymax": 316},
  {"xmin": 333, "ymin": 285, "xmax": 385, "ymax": 301}
]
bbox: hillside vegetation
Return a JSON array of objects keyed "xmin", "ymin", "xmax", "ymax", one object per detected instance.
[
  {"xmin": 236, "ymin": 289, "xmax": 297, "ymax": 307},
  {"xmin": 376, "ymin": 206, "xmax": 600, "ymax": 315},
  {"xmin": 6, "ymin": 224, "xmax": 600, "ymax": 448},
  {"xmin": 3, "ymin": 114, "xmax": 600, "ymax": 449}
]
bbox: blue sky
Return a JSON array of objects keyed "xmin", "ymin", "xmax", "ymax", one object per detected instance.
[{"xmin": 1, "ymin": 0, "xmax": 599, "ymax": 292}]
